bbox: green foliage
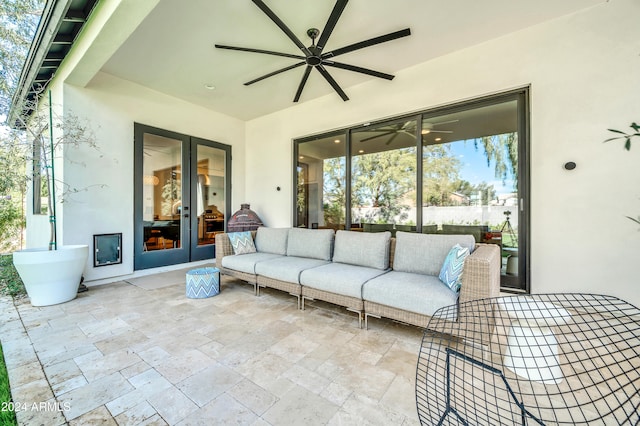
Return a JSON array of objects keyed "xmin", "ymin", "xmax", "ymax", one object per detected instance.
[
  {"xmin": 322, "ymin": 157, "xmax": 346, "ymax": 226},
  {"xmin": 604, "ymin": 122, "xmax": 639, "ymax": 228},
  {"xmin": 605, "ymin": 122, "xmax": 639, "ymax": 151},
  {"xmin": 0, "ymin": 342, "xmax": 18, "ymax": 426},
  {"xmin": 0, "ymin": 254, "xmax": 25, "ymax": 298},
  {"xmin": 474, "ymin": 133, "xmax": 518, "ymax": 185},
  {"xmin": 0, "ymin": 0, "xmax": 44, "ymax": 115},
  {"xmin": 352, "ymin": 147, "xmax": 416, "ymax": 222},
  {"xmin": 0, "ymin": 199, "xmax": 24, "ymax": 253},
  {"xmin": 422, "ymin": 144, "xmax": 461, "ymax": 206},
  {"xmin": 0, "ymin": 139, "xmax": 27, "ymax": 253}
]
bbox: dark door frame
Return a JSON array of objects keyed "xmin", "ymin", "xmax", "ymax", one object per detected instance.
[{"xmin": 134, "ymin": 123, "xmax": 231, "ymax": 270}]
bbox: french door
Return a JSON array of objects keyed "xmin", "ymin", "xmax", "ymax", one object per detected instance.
[{"xmin": 134, "ymin": 124, "xmax": 231, "ymax": 270}]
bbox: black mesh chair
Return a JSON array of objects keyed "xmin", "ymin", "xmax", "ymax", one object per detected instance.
[{"xmin": 416, "ymin": 294, "xmax": 640, "ymax": 425}]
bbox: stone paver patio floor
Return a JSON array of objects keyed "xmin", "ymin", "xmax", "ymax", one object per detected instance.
[{"xmin": 1, "ymin": 266, "xmax": 422, "ymax": 425}]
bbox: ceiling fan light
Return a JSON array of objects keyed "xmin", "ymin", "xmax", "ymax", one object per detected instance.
[{"xmin": 422, "ymin": 129, "xmax": 430, "ymax": 134}]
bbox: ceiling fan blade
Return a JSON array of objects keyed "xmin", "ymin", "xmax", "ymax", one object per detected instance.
[
  {"xmin": 315, "ymin": 65, "xmax": 348, "ymax": 101},
  {"xmin": 429, "ymin": 130, "xmax": 454, "ymax": 134},
  {"xmin": 251, "ymin": 0, "xmax": 312, "ymax": 56},
  {"xmin": 430, "ymin": 119, "xmax": 460, "ymax": 126},
  {"xmin": 316, "ymin": 0, "xmax": 348, "ymax": 52},
  {"xmin": 385, "ymin": 133, "xmax": 400, "ymax": 146},
  {"xmin": 360, "ymin": 130, "xmax": 396, "ymax": 143},
  {"xmin": 244, "ymin": 61, "xmax": 306, "ymax": 85},
  {"xmin": 294, "ymin": 66, "xmax": 313, "ymax": 102},
  {"xmin": 215, "ymin": 44, "xmax": 304, "ymax": 60},
  {"xmin": 323, "ymin": 28, "xmax": 411, "ymax": 58},
  {"xmin": 323, "ymin": 61, "xmax": 394, "ymax": 80}
]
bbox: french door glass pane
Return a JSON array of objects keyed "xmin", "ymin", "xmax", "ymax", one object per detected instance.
[
  {"xmin": 421, "ymin": 100, "xmax": 519, "ymax": 279},
  {"xmin": 196, "ymin": 145, "xmax": 226, "ymax": 246},
  {"xmin": 351, "ymin": 120, "xmax": 418, "ymax": 234},
  {"xmin": 297, "ymin": 132, "xmax": 346, "ymax": 230},
  {"xmin": 142, "ymin": 133, "xmax": 182, "ymax": 251}
]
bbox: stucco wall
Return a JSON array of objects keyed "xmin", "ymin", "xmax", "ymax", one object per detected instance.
[
  {"xmin": 244, "ymin": 0, "xmax": 640, "ymax": 305},
  {"xmin": 57, "ymin": 73, "xmax": 246, "ymax": 281}
]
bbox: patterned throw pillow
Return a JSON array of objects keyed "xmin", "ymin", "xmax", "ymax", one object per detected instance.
[
  {"xmin": 228, "ymin": 231, "xmax": 256, "ymax": 255},
  {"xmin": 438, "ymin": 244, "xmax": 470, "ymax": 292}
]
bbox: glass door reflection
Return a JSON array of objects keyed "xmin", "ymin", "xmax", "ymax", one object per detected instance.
[
  {"xmin": 195, "ymin": 144, "xmax": 226, "ymax": 247},
  {"xmin": 142, "ymin": 134, "xmax": 183, "ymax": 252}
]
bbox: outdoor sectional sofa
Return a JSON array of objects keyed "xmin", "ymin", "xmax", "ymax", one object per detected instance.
[{"xmin": 215, "ymin": 227, "xmax": 501, "ymax": 329}]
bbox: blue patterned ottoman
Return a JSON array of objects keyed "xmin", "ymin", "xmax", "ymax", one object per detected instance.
[{"xmin": 186, "ymin": 267, "xmax": 220, "ymax": 298}]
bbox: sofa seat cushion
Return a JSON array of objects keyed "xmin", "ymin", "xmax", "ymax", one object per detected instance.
[
  {"xmin": 287, "ymin": 228, "xmax": 334, "ymax": 260},
  {"xmin": 255, "ymin": 256, "xmax": 330, "ymax": 283},
  {"xmin": 300, "ymin": 263, "xmax": 388, "ymax": 299},
  {"xmin": 362, "ymin": 271, "xmax": 458, "ymax": 317},
  {"xmin": 221, "ymin": 252, "xmax": 283, "ymax": 274},
  {"xmin": 393, "ymin": 232, "xmax": 475, "ymax": 276},
  {"xmin": 332, "ymin": 230, "xmax": 391, "ymax": 270}
]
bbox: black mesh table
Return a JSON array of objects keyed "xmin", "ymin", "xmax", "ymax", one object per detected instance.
[{"xmin": 416, "ymin": 294, "xmax": 640, "ymax": 425}]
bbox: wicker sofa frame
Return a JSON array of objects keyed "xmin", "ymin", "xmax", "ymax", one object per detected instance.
[{"xmin": 215, "ymin": 230, "xmax": 500, "ymax": 330}]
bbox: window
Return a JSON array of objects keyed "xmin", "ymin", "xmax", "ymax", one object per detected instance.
[
  {"xmin": 296, "ymin": 131, "xmax": 346, "ymax": 230},
  {"xmin": 350, "ymin": 119, "xmax": 418, "ymax": 233},
  {"xmin": 294, "ymin": 89, "xmax": 529, "ymax": 292},
  {"xmin": 32, "ymin": 134, "xmax": 48, "ymax": 215}
]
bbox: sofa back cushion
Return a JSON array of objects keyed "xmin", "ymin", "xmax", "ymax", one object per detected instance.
[
  {"xmin": 287, "ymin": 228, "xmax": 334, "ymax": 260},
  {"xmin": 393, "ymin": 231, "xmax": 475, "ymax": 276},
  {"xmin": 254, "ymin": 227, "xmax": 289, "ymax": 255},
  {"xmin": 332, "ymin": 230, "xmax": 391, "ymax": 270}
]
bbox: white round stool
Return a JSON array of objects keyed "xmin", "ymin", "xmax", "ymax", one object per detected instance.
[{"xmin": 498, "ymin": 296, "xmax": 572, "ymax": 384}]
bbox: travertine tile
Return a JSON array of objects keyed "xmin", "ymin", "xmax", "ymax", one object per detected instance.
[
  {"xmin": 267, "ymin": 331, "xmax": 320, "ymax": 363},
  {"xmin": 58, "ymin": 372, "xmax": 134, "ymax": 421},
  {"xmin": 320, "ymin": 382, "xmax": 353, "ymax": 407},
  {"xmin": 147, "ymin": 386, "xmax": 199, "ymax": 424},
  {"xmin": 93, "ymin": 329, "xmax": 149, "ymax": 354},
  {"xmin": 13, "ymin": 378, "xmax": 55, "ymax": 405},
  {"xmin": 75, "ymin": 348, "xmax": 142, "ymax": 382},
  {"xmin": 52, "ymin": 374, "xmax": 88, "ymax": 397},
  {"xmin": 1, "ymin": 274, "xmax": 426, "ymax": 425},
  {"xmin": 120, "ymin": 360, "xmax": 152, "ymax": 379},
  {"xmin": 177, "ymin": 363, "xmax": 243, "ymax": 407},
  {"xmin": 153, "ymin": 349, "xmax": 213, "ymax": 384},
  {"xmin": 227, "ymin": 379, "xmax": 278, "ymax": 416},
  {"xmin": 6, "ymin": 361, "xmax": 43, "ymax": 388},
  {"xmin": 69, "ymin": 405, "xmax": 118, "ymax": 425},
  {"xmin": 177, "ymin": 393, "xmax": 258, "ymax": 425},
  {"xmin": 338, "ymin": 392, "xmax": 407, "ymax": 426},
  {"xmin": 105, "ymin": 368, "xmax": 173, "ymax": 416},
  {"xmin": 45, "ymin": 359, "xmax": 83, "ymax": 386},
  {"xmin": 262, "ymin": 385, "xmax": 339, "ymax": 425},
  {"xmin": 136, "ymin": 346, "xmax": 171, "ymax": 367},
  {"xmin": 14, "ymin": 397, "xmax": 67, "ymax": 426},
  {"xmin": 113, "ymin": 401, "xmax": 164, "ymax": 426},
  {"xmin": 282, "ymin": 364, "xmax": 331, "ymax": 395},
  {"xmin": 381, "ymin": 374, "xmax": 419, "ymax": 420}
]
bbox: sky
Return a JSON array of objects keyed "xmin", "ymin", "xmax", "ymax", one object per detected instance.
[{"xmin": 449, "ymin": 139, "xmax": 517, "ymax": 196}]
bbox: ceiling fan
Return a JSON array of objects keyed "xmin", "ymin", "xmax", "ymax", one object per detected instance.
[
  {"xmin": 421, "ymin": 120, "xmax": 459, "ymax": 134},
  {"xmin": 215, "ymin": 0, "xmax": 411, "ymax": 102},
  {"xmin": 360, "ymin": 119, "xmax": 459, "ymax": 145}
]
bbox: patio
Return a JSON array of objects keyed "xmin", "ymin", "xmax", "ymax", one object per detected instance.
[{"xmin": 1, "ymin": 267, "xmax": 422, "ymax": 425}]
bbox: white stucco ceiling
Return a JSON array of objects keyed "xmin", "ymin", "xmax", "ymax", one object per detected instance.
[{"xmin": 100, "ymin": 0, "xmax": 603, "ymax": 121}]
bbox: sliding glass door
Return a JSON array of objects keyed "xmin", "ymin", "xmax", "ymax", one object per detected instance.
[
  {"xmin": 134, "ymin": 124, "xmax": 231, "ymax": 270},
  {"xmin": 294, "ymin": 89, "xmax": 529, "ymax": 292}
]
